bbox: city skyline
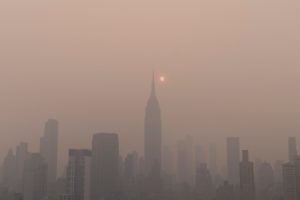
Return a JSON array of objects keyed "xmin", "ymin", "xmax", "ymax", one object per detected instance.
[
  {"xmin": 1, "ymin": 0, "xmax": 300, "ymax": 199},
  {"xmin": 2, "ymin": 0, "xmax": 300, "ymax": 171},
  {"xmin": 0, "ymin": 72, "xmax": 299, "ymax": 174},
  {"xmin": 0, "ymin": 74, "xmax": 298, "ymax": 200}
]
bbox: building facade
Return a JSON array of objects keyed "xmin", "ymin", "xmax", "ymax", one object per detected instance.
[
  {"xmin": 23, "ymin": 153, "xmax": 47, "ymax": 200},
  {"xmin": 240, "ymin": 150, "xmax": 255, "ymax": 200},
  {"xmin": 282, "ymin": 162, "xmax": 297, "ymax": 200},
  {"xmin": 227, "ymin": 137, "xmax": 240, "ymax": 185},
  {"xmin": 40, "ymin": 119, "xmax": 59, "ymax": 187},
  {"xmin": 66, "ymin": 149, "xmax": 91, "ymax": 200},
  {"xmin": 91, "ymin": 133, "xmax": 119, "ymax": 200},
  {"xmin": 144, "ymin": 73, "xmax": 162, "ymax": 175},
  {"xmin": 288, "ymin": 137, "xmax": 297, "ymax": 162}
]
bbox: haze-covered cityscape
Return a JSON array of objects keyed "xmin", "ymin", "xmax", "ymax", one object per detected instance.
[
  {"xmin": 2, "ymin": 0, "xmax": 300, "ymax": 200},
  {"xmin": 0, "ymin": 74, "xmax": 299, "ymax": 200}
]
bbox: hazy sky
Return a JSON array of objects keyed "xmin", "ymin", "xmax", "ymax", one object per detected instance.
[{"xmin": 1, "ymin": 0, "xmax": 300, "ymax": 173}]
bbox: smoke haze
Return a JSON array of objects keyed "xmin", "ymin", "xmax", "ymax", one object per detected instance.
[{"xmin": 1, "ymin": 0, "xmax": 300, "ymax": 173}]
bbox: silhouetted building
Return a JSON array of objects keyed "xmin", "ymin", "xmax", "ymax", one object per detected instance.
[
  {"xmin": 60, "ymin": 194, "xmax": 72, "ymax": 200},
  {"xmin": 53, "ymin": 177, "xmax": 67, "ymax": 200},
  {"xmin": 124, "ymin": 152, "xmax": 139, "ymax": 181},
  {"xmin": 66, "ymin": 149, "xmax": 91, "ymax": 200},
  {"xmin": 294, "ymin": 156, "xmax": 300, "ymax": 200},
  {"xmin": 1, "ymin": 149, "xmax": 17, "ymax": 192},
  {"xmin": 177, "ymin": 139, "xmax": 191, "ymax": 185},
  {"xmin": 195, "ymin": 163, "xmax": 215, "ymax": 200},
  {"xmin": 144, "ymin": 73, "xmax": 162, "ymax": 175},
  {"xmin": 138, "ymin": 157, "xmax": 145, "ymax": 176},
  {"xmin": 23, "ymin": 153, "xmax": 47, "ymax": 200},
  {"xmin": 40, "ymin": 119, "xmax": 59, "ymax": 187},
  {"xmin": 216, "ymin": 181, "xmax": 234, "ymax": 200},
  {"xmin": 15, "ymin": 142, "xmax": 29, "ymax": 193},
  {"xmin": 288, "ymin": 137, "xmax": 297, "ymax": 162},
  {"xmin": 118, "ymin": 156, "xmax": 124, "ymax": 181},
  {"xmin": 240, "ymin": 150, "xmax": 255, "ymax": 200},
  {"xmin": 256, "ymin": 161, "xmax": 274, "ymax": 200},
  {"xmin": 274, "ymin": 160, "xmax": 284, "ymax": 184},
  {"xmin": 186, "ymin": 135, "xmax": 195, "ymax": 186},
  {"xmin": 227, "ymin": 137, "xmax": 240, "ymax": 185},
  {"xmin": 91, "ymin": 133, "xmax": 119, "ymax": 200},
  {"xmin": 209, "ymin": 143, "xmax": 218, "ymax": 178},
  {"xmin": 123, "ymin": 152, "xmax": 139, "ymax": 199},
  {"xmin": 162, "ymin": 146, "xmax": 175, "ymax": 176},
  {"xmin": 282, "ymin": 162, "xmax": 297, "ymax": 200},
  {"xmin": 195, "ymin": 144, "xmax": 206, "ymax": 170}
]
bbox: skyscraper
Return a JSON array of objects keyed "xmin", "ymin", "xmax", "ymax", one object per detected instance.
[
  {"xmin": 240, "ymin": 150, "xmax": 255, "ymax": 200},
  {"xmin": 23, "ymin": 153, "xmax": 47, "ymax": 200},
  {"xmin": 274, "ymin": 160, "xmax": 284, "ymax": 184},
  {"xmin": 162, "ymin": 146, "xmax": 175, "ymax": 176},
  {"xmin": 124, "ymin": 151, "xmax": 139, "ymax": 181},
  {"xmin": 195, "ymin": 144, "xmax": 206, "ymax": 170},
  {"xmin": 16, "ymin": 142, "xmax": 29, "ymax": 193},
  {"xmin": 144, "ymin": 73, "xmax": 162, "ymax": 175},
  {"xmin": 177, "ymin": 136, "xmax": 195, "ymax": 186},
  {"xmin": 40, "ymin": 119, "xmax": 59, "ymax": 187},
  {"xmin": 209, "ymin": 143, "xmax": 218, "ymax": 177},
  {"xmin": 227, "ymin": 137, "xmax": 240, "ymax": 185},
  {"xmin": 1, "ymin": 149, "xmax": 17, "ymax": 192},
  {"xmin": 288, "ymin": 137, "xmax": 297, "ymax": 162},
  {"xmin": 256, "ymin": 161, "xmax": 274, "ymax": 200},
  {"xmin": 195, "ymin": 163, "xmax": 215, "ymax": 200},
  {"xmin": 123, "ymin": 152, "xmax": 139, "ymax": 199},
  {"xmin": 282, "ymin": 162, "xmax": 297, "ymax": 200},
  {"xmin": 177, "ymin": 139, "xmax": 189, "ymax": 185},
  {"xmin": 66, "ymin": 149, "xmax": 91, "ymax": 200},
  {"xmin": 294, "ymin": 156, "xmax": 300, "ymax": 199},
  {"xmin": 91, "ymin": 133, "xmax": 119, "ymax": 200},
  {"xmin": 216, "ymin": 181, "xmax": 235, "ymax": 200}
]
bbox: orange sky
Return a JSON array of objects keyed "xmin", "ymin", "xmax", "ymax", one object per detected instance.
[{"xmin": 1, "ymin": 0, "xmax": 300, "ymax": 173}]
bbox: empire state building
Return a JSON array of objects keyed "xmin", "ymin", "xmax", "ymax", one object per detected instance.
[{"xmin": 144, "ymin": 73, "xmax": 162, "ymax": 175}]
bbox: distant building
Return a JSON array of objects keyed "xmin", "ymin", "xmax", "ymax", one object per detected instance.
[
  {"xmin": 162, "ymin": 146, "xmax": 175, "ymax": 176},
  {"xmin": 256, "ymin": 161, "xmax": 274, "ymax": 200},
  {"xmin": 40, "ymin": 119, "xmax": 59, "ymax": 187},
  {"xmin": 91, "ymin": 133, "xmax": 119, "ymax": 200},
  {"xmin": 66, "ymin": 149, "xmax": 91, "ymax": 200},
  {"xmin": 209, "ymin": 143, "xmax": 218, "ymax": 177},
  {"xmin": 281, "ymin": 156, "xmax": 300, "ymax": 200},
  {"xmin": 288, "ymin": 137, "xmax": 297, "ymax": 162},
  {"xmin": 144, "ymin": 73, "xmax": 162, "ymax": 175},
  {"xmin": 119, "ymin": 156, "xmax": 124, "ymax": 181},
  {"xmin": 15, "ymin": 142, "xmax": 29, "ymax": 193},
  {"xmin": 227, "ymin": 137, "xmax": 240, "ymax": 185},
  {"xmin": 123, "ymin": 152, "xmax": 139, "ymax": 199},
  {"xmin": 274, "ymin": 160, "xmax": 284, "ymax": 184},
  {"xmin": 177, "ymin": 139, "xmax": 190, "ymax": 185},
  {"xmin": 282, "ymin": 162, "xmax": 297, "ymax": 200},
  {"xmin": 195, "ymin": 163, "xmax": 215, "ymax": 200},
  {"xmin": 177, "ymin": 135, "xmax": 194, "ymax": 186},
  {"xmin": 23, "ymin": 153, "xmax": 47, "ymax": 200},
  {"xmin": 195, "ymin": 144, "xmax": 206, "ymax": 170},
  {"xmin": 60, "ymin": 194, "xmax": 72, "ymax": 200},
  {"xmin": 294, "ymin": 156, "xmax": 300, "ymax": 199},
  {"xmin": 124, "ymin": 152, "xmax": 139, "ymax": 181},
  {"xmin": 1, "ymin": 149, "xmax": 17, "ymax": 192},
  {"xmin": 240, "ymin": 150, "xmax": 255, "ymax": 200},
  {"xmin": 216, "ymin": 181, "xmax": 234, "ymax": 200},
  {"xmin": 144, "ymin": 73, "xmax": 163, "ymax": 194},
  {"xmin": 138, "ymin": 157, "xmax": 145, "ymax": 176}
]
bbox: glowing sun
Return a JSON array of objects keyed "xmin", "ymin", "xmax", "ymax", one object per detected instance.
[{"xmin": 159, "ymin": 76, "xmax": 165, "ymax": 82}]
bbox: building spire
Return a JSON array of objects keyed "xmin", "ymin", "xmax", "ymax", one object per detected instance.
[{"xmin": 151, "ymin": 71, "xmax": 156, "ymax": 97}]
